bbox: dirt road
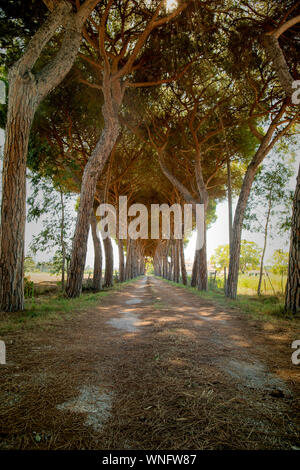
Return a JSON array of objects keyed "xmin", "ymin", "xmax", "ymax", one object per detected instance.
[{"xmin": 0, "ymin": 276, "xmax": 299, "ymax": 449}]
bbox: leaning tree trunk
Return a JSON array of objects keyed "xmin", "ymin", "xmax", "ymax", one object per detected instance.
[
  {"xmin": 103, "ymin": 236, "xmax": 114, "ymax": 288},
  {"xmin": 285, "ymin": 165, "xmax": 300, "ymax": 314},
  {"xmin": 226, "ymin": 166, "xmax": 256, "ymax": 299},
  {"xmin": 262, "ymin": 34, "xmax": 294, "ymax": 98},
  {"xmin": 90, "ymin": 213, "xmax": 102, "ymax": 292},
  {"xmin": 226, "ymin": 100, "xmax": 291, "ymax": 299},
  {"xmin": 66, "ymin": 114, "xmax": 120, "ymax": 297}
]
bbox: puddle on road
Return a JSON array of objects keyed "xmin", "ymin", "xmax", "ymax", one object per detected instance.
[
  {"xmin": 125, "ymin": 298, "xmax": 142, "ymax": 305},
  {"xmin": 57, "ymin": 385, "xmax": 113, "ymax": 431},
  {"xmin": 224, "ymin": 359, "xmax": 291, "ymax": 395},
  {"xmin": 108, "ymin": 311, "xmax": 140, "ymax": 332}
]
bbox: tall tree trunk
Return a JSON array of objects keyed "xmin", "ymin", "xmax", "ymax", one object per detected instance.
[
  {"xmin": 163, "ymin": 241, "xmax": 169, "ymax": 279},
  {"xmin": 191, "ymin": 249, "xmax": 199, "ymax": 287},
  {"xmin": 179, "ymin": 238, "xmax": 187, "ymax": 285},
  {"xmin": 191, "ymin": 219, "xmax": 208, "ymax": 291},
  {"xmin": 103, "ymin": 236, "xmax": 113, "ymax": 288},
  {"xmin": 226, "ymin": 166, "xmax": 256, "ymax": 299},
  {"xmin": 227, "ymin": 155, "xmax": 233, "ymax": 252},
  {"xmin": 66, "ymin": 114, "xmax": 120, "ymax": 297},
  {"xmin": 226, "ymin": 101, "xmax": 291, "ymax": 299},
  {"xmin": 90, "ymin": 213, "xmax": 102, "ymax": 292},
  {"xmin": 197, "ymin": 222, "xmax": 208, "ymax": 290},
  {"xmin": 257, "ymin": 195, "xmax": 272, "ymax": 296},
  {"xmin": 285, "ymin": 165, "xmax": 300, "ymax": 314},
  {"xmin": 117, "ymin": 238, "xmax": 125, "ymax": 282},
  {"xmin": 60, "ymin": 189, "xmax": 66, "ymax": 291},
  {"xmin": 0, "ymin": 86, "xmax": 35, "ymax": 311},
  {"xmin": 174, "ymin": 240, "xmax": 180, "ymax": 283},
  {"xmin": 131, "ymin": 241, "xmax": 138, "ymax": 278},
  {"xmin": 125, "ymin": 238, "xmax": 131, "ymax": 280},
  {"xmin": 0, "ymin": 1, "xmax": 97, "ymax": 311},
  {"xmin": 169, "ymin": 242, "xmax": 174, "ymax": 281}
]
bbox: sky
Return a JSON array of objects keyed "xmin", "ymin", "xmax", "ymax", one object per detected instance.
[{"xmin": 0, "ymin": 129, "xmax": 299, "ymax": 270}]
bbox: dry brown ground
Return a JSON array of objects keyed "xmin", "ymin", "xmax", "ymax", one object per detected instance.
[{"xmin": 0, "ymin": 276, "xmax": 299, "ymax": 450}]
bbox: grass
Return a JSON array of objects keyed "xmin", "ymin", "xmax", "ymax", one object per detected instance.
[
  {"xmin": 157, "ymin": 276, "xmax": 299, "ymax": 324},
  {"xmin": 210, "ymin": 273, "xmax": 287, "ymax": 296},
  {"xmin": 0, "ymin": 277, "xmax": 140, "ymax": 334},
  {"xmin": 238, "ymin": 273, "xmax": 286, "ymax": 296}
]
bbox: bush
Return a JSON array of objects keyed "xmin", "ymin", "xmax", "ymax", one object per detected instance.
[{"xmin": 24, "ymin": 276, "xmax": 34, "ymax": 299}]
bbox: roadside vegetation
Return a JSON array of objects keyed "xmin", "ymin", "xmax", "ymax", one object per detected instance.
[
  {"xmin": 0, "ymin": 277, "xmax": 140, "ymax": 334},
  {"xmin": 158, "ymin": 276, "xmax": 300, "ymax": 323}
]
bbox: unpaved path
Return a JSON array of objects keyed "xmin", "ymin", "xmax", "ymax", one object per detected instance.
[{"xmin": 0, "ymin": 276, "xmax": 299, "ymax": 450}]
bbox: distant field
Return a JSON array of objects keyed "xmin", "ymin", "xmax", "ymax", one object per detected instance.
[
  {"xmin": 25, "ymin": 272, "xmax": 92, "ymax": 284},
  {"xmin": 25, "ymin": 272, "xmax": 60, "ymax": 283},
  {"xmin": 211, "ymin": 274, "xmax": 286, "ymax": 296}
]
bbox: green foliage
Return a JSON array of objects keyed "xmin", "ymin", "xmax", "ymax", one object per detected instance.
[
  {"xmin": 210, "ymin": 240, "xmax": 261, "ymax": 273},
  {"xmin": 244, "ymin": 156, "xmax": 294, "ymax": 236},
  {"xmin": 24, "ymin": 276, "xmax": 34, "ymax": 299},
  {"xmin": 270, "ymin": 250, "xmax": 289, "ymax": 276},
  {"xmin": 239, "ymin": 240, "xmax": 261, "ymax": 272},
  {"xmin": 24, "ymin": 256, "xmax": 36, "ymax": 273},
  {"xmin": 0, "ymin": 1, "xmax": 47, "ymax": 69},
  {"xmin": 50, "ymin": 250, "xmax": 70, "ymax": 277},
  {"xmin": 0, "ymin": 277, "xmax": 140, "ymax": 334},
  {"xmin": 210, "ymin": 244, "xmax": 229, "ymax": 271},
  {"xmin": 27, "ymin": 174, "xmax": 75, "ymax": 281}
]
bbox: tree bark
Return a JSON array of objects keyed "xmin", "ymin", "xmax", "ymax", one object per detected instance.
[
  {"xmin": 226, "ymin": 165, "xmax": 259, "ymax": 299},
  {"xmin": 179, "ymin": 238, "xmax": 187, "ymax": 285},
  {"xmin": 262, "ymin": 34, "xmax": 294, "ymax": 98},
  {"xmin": 117, "ymin": 238, "xmax": 125, "ymax": 282},
  {"xmin": 66, "ymin": 114, "xmax": 120, "ymax": 297},
  {"xmin": 285, "ymin": 165, "xmax": 300, "ymax": 314},
  {"xmin": 60, "ymin": 189, "xmax": 66, "ymax": 290},
  {"xmin": 226, "ymin": 101, "xmax": 292, "ymax": 299},
  {"xmin": 0, "ymin": 85, "xmax": 35, "ymax": 311},
  {"xmin": 174, "ymin": 240, "xmax": 180, "ymax": 283},
  {"xmin": 197, "ymin": 221, "xmax": 208, "ymax": 290},
  {"xmin": 125, "ymin": 238, "xmax": 131, "ymax": 280},
  {"xmin": 0, "ymin": 1, "xmax": 97, "ymax": 311},
  {"xmin": 227, "ymin": 155, "xmax": 233, "ymax": 251},
  {"xmin": 90, "ymin": 213, "xmax": 102, "ymax": 292},
  {"xmin": 191, "ymin": 249, "xmax": 199, "ymax": 287},
  {"xmin": 103, "ymin": 236, "xmax": 113, "ymax": 288}
]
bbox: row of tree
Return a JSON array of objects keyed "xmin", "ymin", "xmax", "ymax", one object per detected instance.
[{"xmin": 0, "ymin": 0, "xmax": 299, "ymax": 313}]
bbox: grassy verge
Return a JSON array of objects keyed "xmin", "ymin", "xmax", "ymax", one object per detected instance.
[
  {"xmin": 0, "ymin": 277, "xmax": 140, "ymax": 334},
  {"xmin": 157, "ymin": 277, "xmax": 300, "ymax": 325}
]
